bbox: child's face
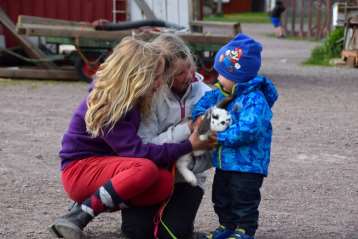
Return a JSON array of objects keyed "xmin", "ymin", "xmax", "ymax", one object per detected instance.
[
  {"xmin": 218, "ymin": 74, "xmax": 235, "ymax": 92},
  {"xmin": 170, "ymin": 58, "xmax": 194, "ymax": 95}
]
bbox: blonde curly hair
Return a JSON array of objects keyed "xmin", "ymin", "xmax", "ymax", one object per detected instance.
[{"xmin": 85, "ymin": 37, "xmax": 167, "ymax": 137}]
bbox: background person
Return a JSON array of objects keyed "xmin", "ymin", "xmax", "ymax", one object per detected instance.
[{"xmin": 270, "ymin": 0, "xmax": 286, "ymax": 38}]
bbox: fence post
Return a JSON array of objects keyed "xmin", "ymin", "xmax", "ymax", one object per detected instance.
[
  {"xmin": 291, "ymin": 0, "xmax": 296, "ymax": 35},
  {"xmin": 299, "ymin": 0, "xmax": 304, "ymax": 37},
  {"xmin": 283, "ymin": 0, "xmax": 289, "ymax": 34},
  {"xmin": 316, "ymin": 0, "xmax": 322, "ymax": 39},
  {"xmin": 326, "ymin": 0, "xmax": 332, "ymax": 34},
  {"xmin": 308, "ymin": 0, "xmax": 313, "ymax": 37}
]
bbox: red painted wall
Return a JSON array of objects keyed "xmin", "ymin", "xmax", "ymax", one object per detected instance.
[
  {"xmin": 223, "ymin": 0, "xmax": 252, "ymax": 14},
  {"xmin": 0, "ymin": 0, "xmax": 126, "ymax": 47}
]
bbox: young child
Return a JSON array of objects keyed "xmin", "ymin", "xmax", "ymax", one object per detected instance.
[
  {"xmin": 121, "ymin": 33, "xmax": 212, "ymax": 239},
  {"xmin": 192, "ymin": 33, "xmax": 278, "ymax": 239},
  {"xmin": 270, "ymin": 0, "xmax": 286, "ymax": 38}
]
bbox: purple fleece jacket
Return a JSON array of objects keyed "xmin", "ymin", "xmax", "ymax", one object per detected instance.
[{"xmin": 59, "ymin": 97, "xmax": 192, "ymax": 170}]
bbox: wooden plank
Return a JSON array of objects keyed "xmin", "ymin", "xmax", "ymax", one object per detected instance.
[
  {"xmin": 18, "ymin": 15, "xmax": 92, "ymax": 28},
  {"xmin": 190, "ymin": 20, "xmax": 241, "ymax": 36},
  {"xmin": 17, "ymin": 24, "xmax": 133, "ymax": 40},
  {"xmin": 16, "ymin": 16, "xmax": 233, "ymax": 45},
  {"xmin": 133, "ymin": 0, "xmax": 157, "ymax": 19},
  {"xmin": 0, "ymin": 67, "xmax": 80, "ymax": 80},
  {"xmin": 177, "ymin": 32, "xmax": 233, "ymax": 45},
  {"xmin": 0, "ymin": 7, "xmax": 56, "ymax": 68}
]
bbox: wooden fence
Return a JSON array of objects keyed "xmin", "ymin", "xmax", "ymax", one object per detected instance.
[{"xmin": 282, "ymin": 0, "xmax": 333, "ymax": 39}]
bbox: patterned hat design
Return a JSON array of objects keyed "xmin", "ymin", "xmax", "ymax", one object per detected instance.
[{"xmin": 214, "ymin": 33, "xmax": 262, "ymax": 83}]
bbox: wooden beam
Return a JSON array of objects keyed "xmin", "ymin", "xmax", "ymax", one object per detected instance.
[
  {"xmin": 18, "ymin": 15, "xmax": 92, "ymax": 28},
  {"xmin": 178, "ymin": 32, "xmax": 233, "ymax": 45},
  {"xmin": 17, "ymin": 24, "xmax": 132, "ymax": 40},
  {"xmin": 0, "ymin": 67, "xmax": 80, "ymax": 81},
  {"xmin": 190, "ymin": 20, "xmax": 241, "ymax": 36},
  {"xmin": 16, "ymin": 16, "xmax": 233, "ymax": 45},
  {"xmin": 0, "ymin": 7, "xmax": 56, "ymax": 68},
  {"xmin": 133, "ymin": 0, "xmax": 157, "ymax": 20}
]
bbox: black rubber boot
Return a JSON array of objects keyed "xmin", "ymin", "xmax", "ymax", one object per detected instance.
[{"xmin": 48, "ymin": 207, "xmax": 93, "ymax": 239}]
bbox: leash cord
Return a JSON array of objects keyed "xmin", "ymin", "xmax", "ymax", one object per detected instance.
[{"xmin": 153, "ymin": 165, "xmax": 177, "ymax": 239}]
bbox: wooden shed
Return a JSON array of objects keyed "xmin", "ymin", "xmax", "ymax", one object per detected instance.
[
  {"xmin": 0, "ymin": 0, "xmax": 199, "ymax": 48},
  {"xmin": 0, "ymin": 0, "xmax": 127, "ymax": 47},
  {"xmin": 222, "ymin": 0, "xmax": 253, "ymax": 14}
]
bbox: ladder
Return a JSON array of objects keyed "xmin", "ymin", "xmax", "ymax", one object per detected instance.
[{"xmin": 113, "ymin": 0, "xmax": 127, "ymax": 23}]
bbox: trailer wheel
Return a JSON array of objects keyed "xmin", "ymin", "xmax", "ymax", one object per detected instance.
[{"xmin": 74, "ymin": 56, "xmax": 99, "ymax": 82}]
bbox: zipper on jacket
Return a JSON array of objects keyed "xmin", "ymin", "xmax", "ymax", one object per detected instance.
[
  {"xmin": 179, "ymin": 100, "xmax": 186, "ymax": 120},
  {"xmin": 217, "ymin": 145, "xmax": 222, "ymax": 169}
]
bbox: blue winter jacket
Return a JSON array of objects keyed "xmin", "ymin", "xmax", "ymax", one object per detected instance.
[{"xmin": 191, "ymin": 76, "xmax": 278, "ymax": 176}]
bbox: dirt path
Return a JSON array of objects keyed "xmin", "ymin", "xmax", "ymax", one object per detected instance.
[{"xmin": 0, "ymin": 24, "xmax": 357, "ymax": 239}]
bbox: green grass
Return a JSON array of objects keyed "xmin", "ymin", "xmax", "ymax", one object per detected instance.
[
  {"xmin": 304, "ymin": 27, "xmax": 344, "ymax": 66},
  {"xmin": 204, "ymin": 12, "xmax": 270, "ymax": 23}
]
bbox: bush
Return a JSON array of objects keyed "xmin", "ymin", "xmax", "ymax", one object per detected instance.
[{"xmin": 305, "ymin": 27, "xmax": 344, "ymax": 65}]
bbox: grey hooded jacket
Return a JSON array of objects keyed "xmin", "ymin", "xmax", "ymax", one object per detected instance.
[{"xmin": 138, "ymin": 73, "xmax": 212, "ymax": 188}]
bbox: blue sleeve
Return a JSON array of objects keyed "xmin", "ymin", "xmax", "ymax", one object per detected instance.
[
  {"xmin": 217, "ymin": 92, "xmax": 272, "ymax": 147},
  {"xmin": 191, "ymin": 89, "xmax": 221, "ymax": 120}
]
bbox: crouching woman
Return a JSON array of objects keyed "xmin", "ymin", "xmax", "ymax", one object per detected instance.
[{"xmin": 48, "ymin": 37, "xmax": 212, "ymax": 239}]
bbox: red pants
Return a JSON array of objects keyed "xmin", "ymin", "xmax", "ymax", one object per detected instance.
[{"xmin": 61, "ymin": 156, "xmax": 173, "ymax": 207}]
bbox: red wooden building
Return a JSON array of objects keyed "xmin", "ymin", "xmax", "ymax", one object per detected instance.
[
  {"xmin": 0, "ymin": 0, "xmax": 127, "ymax": 47},
  {"xmin": 222, "ymin": 0, "xmax": 253, "ymax": 14}
]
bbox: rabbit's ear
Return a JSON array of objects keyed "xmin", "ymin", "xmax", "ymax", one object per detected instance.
[
  {"xmin": 203, "ymin": 108, "xmax": 212, "ymax": 120},
  {"xmin": 198, "ymin": 110, "xmax": 212, "ymax": 135}
]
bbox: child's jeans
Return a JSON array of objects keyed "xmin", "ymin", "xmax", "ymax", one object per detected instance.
[{"xmin": 212, "ymin": 169, "xmax": 264, "ymax": 237}]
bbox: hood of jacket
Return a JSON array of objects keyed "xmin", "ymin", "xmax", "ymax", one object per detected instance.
[{"xmin": 233, "ymin": 75, "xmax": 278, "ymax": 108}]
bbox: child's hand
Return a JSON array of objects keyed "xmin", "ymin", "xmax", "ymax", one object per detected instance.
[{"xmin": 208, "ymin": 131, "xmax": 218, "ymax": 148}]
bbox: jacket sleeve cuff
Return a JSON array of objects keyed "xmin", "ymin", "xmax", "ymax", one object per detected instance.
[{"xmin": 172, "ymin": 122, "xmax": 191, "ymax": 142}]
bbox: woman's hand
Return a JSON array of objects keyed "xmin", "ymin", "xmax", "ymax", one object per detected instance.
[
  {"xmin": 188, "ymin": 117, "xmax": 203, "ymax": 133},
  {"xmin": 189, "ymin": 129, "xmax": 216, "ymax": 151},
  {"xmin": 208, "ymin": 131, "xmax": 217, "ymax": 148},
  {"xmin": 188, "ymin": 120, "xmax": 194, "ymax": 132}
]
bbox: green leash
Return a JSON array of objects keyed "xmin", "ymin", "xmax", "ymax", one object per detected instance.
[{"xmin": 160, "ymin": 218, "xmax": 177, "ymax": 239}]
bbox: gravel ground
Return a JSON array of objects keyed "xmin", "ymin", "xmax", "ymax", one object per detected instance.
[{"xmin": 0, "ymin": 23, "xmax": 357, "ymax": 239}]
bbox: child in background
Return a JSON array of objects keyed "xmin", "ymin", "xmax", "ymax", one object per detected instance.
[
  {"xmin": 193, "ymin": 34, "xmax": 278, "ymax": 239},
  {"xmin": 270, "ymin": 0, "xmax": 286, "ymax": 38}
]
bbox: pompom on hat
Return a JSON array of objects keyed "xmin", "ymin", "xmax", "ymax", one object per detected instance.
[{"xmin": 214, "ymin": 33, "xmax": 262, "ymax": 83}]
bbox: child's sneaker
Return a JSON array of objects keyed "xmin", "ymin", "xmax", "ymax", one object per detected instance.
[
  {"xmin": 199, "ymin": 225, "xmax": 234, "ymax": 239},
  {"xmin": 227, "ymin": 228, "xmax": 254, "ymax": 239}
]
